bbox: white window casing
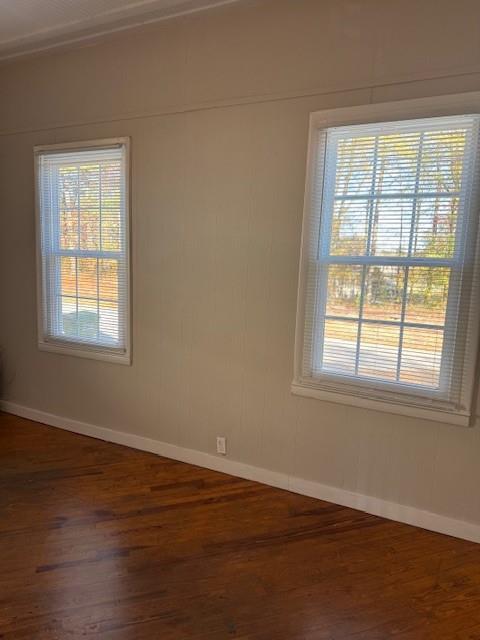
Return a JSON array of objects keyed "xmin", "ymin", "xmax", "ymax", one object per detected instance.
[
  {"xmin": 35, "ymin": 138, "xmax": 131, "ymax": 364},
  {"xmin": 293, "ymin": 94, "xmax": 480, "ymax": 426}
]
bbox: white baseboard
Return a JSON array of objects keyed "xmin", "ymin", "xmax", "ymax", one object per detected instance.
[{"xmin": 2, "ymin": 400, "xmax": 480, "ymax": 544}]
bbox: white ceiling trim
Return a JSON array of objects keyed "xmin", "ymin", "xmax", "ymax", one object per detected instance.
[{"xmin": 0, "ymin": 0, "xmax": 242, "ymax": 62}]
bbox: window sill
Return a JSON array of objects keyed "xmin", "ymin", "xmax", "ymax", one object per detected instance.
[
  {"xmin": 291, "ymin": 382, "xmax": 471, "ymax": 427},
  {"xmin": 39, "ymin": 339, "xmax": 131, "ymax": 365}
]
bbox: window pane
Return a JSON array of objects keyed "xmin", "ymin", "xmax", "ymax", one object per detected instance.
[
  {"xmin": 78, "ymin": 298, "xmax": 98, "ymax": 339},
  {"xmin": 412, "ymin": 197, "xmax": 458, "ymax": 258},
  {"xmin": 99, "ymin": 301, "xmax": 119, "ymax": 344},
  {"xmin": 325, "ymin": 266, "xmax": 362, "ymax": 318},
  {"xmin": 369, "ymin": 198, "xmax": 412, "ymax": 256},
  {"xmin": 358, "ymin": 323, "xmax": 400, "ymax": 381},
  {"xmin": 334, "ymin": 136, "xmax": 376, "ymax": 197},
  {"xmin": 400, "ymin": 327, "xmax": 443, "ymax": 388},
  {"xmin": 99, "ymin": 259, "xmax": 118, "ymax": 301},
  {"xmin": 60, "ymin": 296, "xmax": 77, "ymax": 338},
  {"xmin": 419, "ymin": 130, "xmax": 466, "ymax": 193},
  {"xmin": 60, "ymin": 210, "xmax": 78, "ymax": 250},
  {"xmin": 363, "ymin": 266, "xmax": 405, "ymax": 322},
  {"xmin": 79, "ymin": 210, "xmax": 100, "ymax": 250},
  {"xmin": 405, "ymin": 267, "xmax": 450, "ymax": 326},
  {"xmin": 101, "ymin": 162, "xmax": 122, "ymax": 208},
  {"xmin": 58, "ymin": 166, "xmax": 78, "ymax": 209},
  {"xmin": 321, "ymin": 319, "xmax": 357, "ymax": 374},
  {"xmin": 101, "ymin": 210, "xmax": 121, "ymax": 252},
  {"xmin": 375, "ymin": 132, "xmax": 420, "ymax": 194},
  {"xmin": 79, "ymin": 164, "xmax": 100, "ymax": 208},
  {"xmin": 78, "ymin": 258, "xmax": 98, "ymax": 299},
  {"xmin": 330, "ymin": 199, "xmax": 369, "ymax": 256},
  {"xmin": 60, "ymin": 257, "xmax": 76, "ymax": 297}
]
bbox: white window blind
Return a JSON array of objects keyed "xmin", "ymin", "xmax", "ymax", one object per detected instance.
[
  {"xmin": 35, "ymin": 139, "xmax": 130, "ymax": 363},
  {"xmin": 294, "ymin": 111, "xmax": 480, "ymax": 424}
]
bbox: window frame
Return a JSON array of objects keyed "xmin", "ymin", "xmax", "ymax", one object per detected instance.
[
  {"xmin": 34, "ymin": 137, "xmax": 132, "ymax": 365},
  {"xmin": 293, "ymin": 94, "xmax": 480, "ymax": 426}
]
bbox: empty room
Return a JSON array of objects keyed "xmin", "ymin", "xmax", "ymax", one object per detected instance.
[{"xmin": 2, "ymin": 0, "xmax": 480, "ymax": 637}]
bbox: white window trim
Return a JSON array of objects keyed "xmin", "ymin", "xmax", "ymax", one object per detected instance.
[
  {"xmin": 34, "ymin": 137, "xmax": 132, "ymax": 365},
  {"xmin": 293, "ymin": 93, "xmax": 480, "ymax": 426}
]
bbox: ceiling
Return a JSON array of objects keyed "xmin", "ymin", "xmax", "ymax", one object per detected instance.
[{"xmin": 0, "ymin": 0, "xmax": 240, "ymax": 61}]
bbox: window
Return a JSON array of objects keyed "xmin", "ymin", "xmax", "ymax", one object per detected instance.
[
  {"xmin": 294, "ymin": 97, "xmax": 480, "ymax": 425},
  {"xmin": 35, "ymin": 138, "xmax": 131, "ymax": 364}
]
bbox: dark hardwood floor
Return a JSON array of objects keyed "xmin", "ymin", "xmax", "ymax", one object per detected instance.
[{"xmin": 1, "ymin": 412, "xmax": 480, "ymax": 639}]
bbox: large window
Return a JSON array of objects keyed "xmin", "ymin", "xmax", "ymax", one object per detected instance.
[
  {"xmin": 35, "ymin": 139, "xmax": 130, "ymax": 363},
  {"xmin": 294, "ymin": 97, "xmax": 480, "ymax": 425}
]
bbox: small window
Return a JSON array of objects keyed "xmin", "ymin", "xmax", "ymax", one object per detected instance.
[
  {"xmin": 294, "ymin": 99, "xmax": 480, "ymax": 425},
  {"xmin": 35, "ymin": 139, "xmax": 131, "ymax": 364}
]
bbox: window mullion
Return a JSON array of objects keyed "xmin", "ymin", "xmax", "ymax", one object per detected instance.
[
  {"xmin": 52, "ymin": 249, "xmax": 120, "ymax": 260},
  {"xmin": 355, "ymin": 135, "xmax": 380, "ymax": 375},
  {"xmin": 396, "ymin": 132, "xmax": 425, "ymax": 381},
  {"xmin": 365, "ymin": 136, "xmax": 380, "ymax": 257},
  {"xmin": 96, "ymin": 258, "xmax": 100, "ymax": 342},
  {"xmin": 407, "ymin": 132, "xmax": 425, "ymax": 258},
  {"xmin": 396, "ymin": 266, "xmax": 410, "ymax": 381},
  {"xmin": 354, "ymin": 265, "xmax": 367, "ymax": 376},
  {"xmin": 320, "ymin": 255, "xmax": 456, "ymax": 267},
  {"xmin": 77, "ymin": 166, "xmax": 81, "ymax": 254},
  {"xmin": 51, "ymin": 165, "xmax": 62, "ymax": 337},
  {"xmin": 96, "ymin": 165, "xmax": 102, "ymax": 344},
  {"xmin": 74, "ymin": 255, "xmax": 79, "ymax": 337},
  {"xmin": 333, "ymin": 190, "xmax": 459, "ymax": 202},
  {"xmin": 324, "ymin": 314, "xmax": 444, "ymax": 331}
]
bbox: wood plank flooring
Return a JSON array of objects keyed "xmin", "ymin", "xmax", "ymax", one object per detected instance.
[{"xmin": 1, "ymin": 412, "xmax": 480, "ymax": 639}]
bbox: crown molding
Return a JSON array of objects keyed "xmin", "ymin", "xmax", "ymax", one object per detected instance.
[{"xmin": 0, "ymin": 0, "xmax": 241, "ymax": 63}]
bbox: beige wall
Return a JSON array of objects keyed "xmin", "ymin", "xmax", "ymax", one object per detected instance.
[{"xmin": 1, "ymin": 0, "xmax": 480, "ymax": 525}]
